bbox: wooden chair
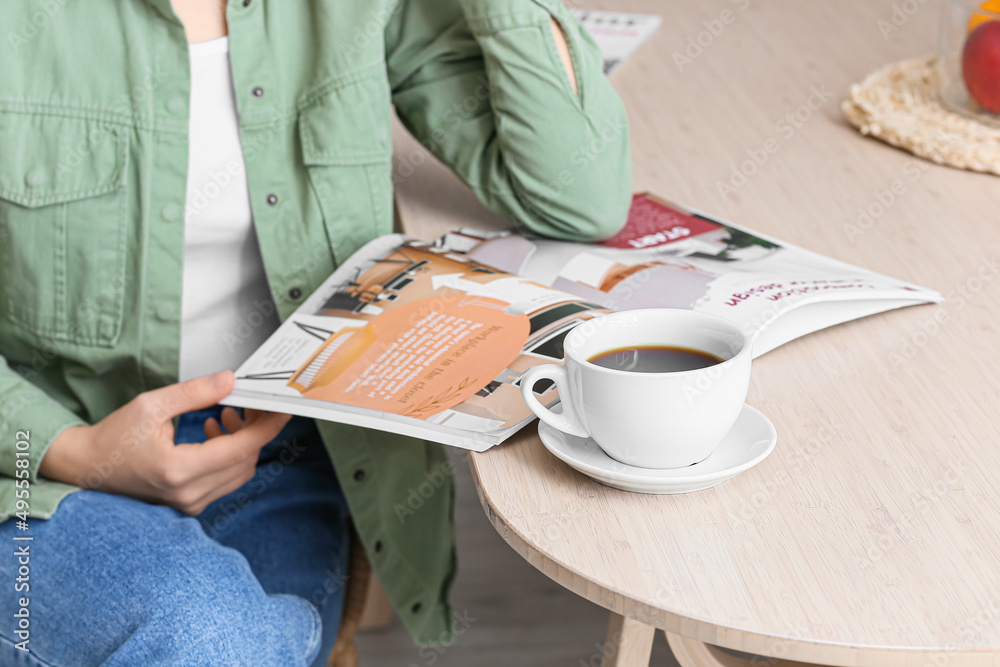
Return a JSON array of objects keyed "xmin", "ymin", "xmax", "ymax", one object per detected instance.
[{"xmin": 327, "ymin": 528, "xmax": 395, "ymax": 667}]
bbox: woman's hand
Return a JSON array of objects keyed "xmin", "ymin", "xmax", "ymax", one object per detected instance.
[{"xmin": 39, "ymin": 371, "xmax": 291, "ymax": 516}]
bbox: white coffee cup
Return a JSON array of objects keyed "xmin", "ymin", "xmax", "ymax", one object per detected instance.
[{"xmin": 519, "ymin": 309, "xmax": 752, "ymax": 469}]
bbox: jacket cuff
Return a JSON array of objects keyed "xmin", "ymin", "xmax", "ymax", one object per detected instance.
[{"xmin": 0, "ymin": 365, "xmax": 86, "ymax": 484}]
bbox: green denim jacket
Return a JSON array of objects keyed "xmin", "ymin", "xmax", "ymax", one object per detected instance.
[{"xmin": 0, "ymin": 0, "xmax": 631, "ymax": 643}]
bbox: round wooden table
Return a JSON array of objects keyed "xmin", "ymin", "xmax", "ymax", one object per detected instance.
[{"xmin": 395, "ymin": 1, "xmax": 1000, "ymax": 664}]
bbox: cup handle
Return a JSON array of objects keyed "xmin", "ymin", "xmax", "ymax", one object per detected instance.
[{"xmin": 519, "ymin": 364, "xmax": 590, "ymax": 438}]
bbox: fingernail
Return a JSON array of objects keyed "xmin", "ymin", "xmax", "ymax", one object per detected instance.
[{"xmin": 209, "ymin": 371, "xmax": 231, "ymax": 390}]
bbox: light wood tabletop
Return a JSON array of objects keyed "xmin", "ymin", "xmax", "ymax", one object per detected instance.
[{"xmin": 393, "ymin": 1, "xmax": 1000, "ymax": 665}]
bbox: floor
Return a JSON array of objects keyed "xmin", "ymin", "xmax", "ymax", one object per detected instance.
[{"xmin": 355, "ymin": 449, "xmax": 682, "ymax": 667}]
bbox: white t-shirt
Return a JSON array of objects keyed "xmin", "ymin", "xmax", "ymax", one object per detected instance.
[{"xmin": 178, "ymin": 37, "xmax": 280, "ymax": 382}]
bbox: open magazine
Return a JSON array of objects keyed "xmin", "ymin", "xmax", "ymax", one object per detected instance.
[{"xmin": 221, "ymin": 193, "xmax": 942, "ymax": 450}]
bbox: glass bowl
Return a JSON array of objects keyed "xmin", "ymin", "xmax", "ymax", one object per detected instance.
[{"xmin": 938, "ymin": 0, "xmax": 1000, "ymax": 127}]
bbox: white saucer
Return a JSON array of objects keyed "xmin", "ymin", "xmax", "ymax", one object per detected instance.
[{"xmin": 537, "ymin": 404, "xmax": 776, "ymax": 494}]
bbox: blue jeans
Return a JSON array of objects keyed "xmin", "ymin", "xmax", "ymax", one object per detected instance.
[{"xmin": 0, "ymin": 409, "xmax": 351, "ymax": 666}]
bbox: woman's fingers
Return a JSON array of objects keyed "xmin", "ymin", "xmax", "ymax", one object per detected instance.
[
  {"xmin": 204, "ymin": 407, "xmax": 257, "ymax": 440},
  {"xmin": 203, "ymin": 417, "xmax": 225, "ymax": 440},
  {"xmin": 172, "ymin": 458, "xmax": 258, "ymax": 516},
  {"xmin": 180, "ymin": 411, "xmax": 291, "ymax": 478},
  {"xmin": 156, "ymin": 407, "xmax": 295, "ymax": 514},
  {"xmin": 141, "ymin": 371, "xmax": 236, "ymax": 419},
  {"xmin": 220, "ymin": 407, "xmax": 246, "ymax": 434}
]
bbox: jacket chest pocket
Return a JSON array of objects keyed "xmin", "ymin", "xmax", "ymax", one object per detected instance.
[
  {"xmin": 0, "ymin": 113, "xmax": 129, "ymax": 347},
  {"xmin": 298, "ymin": 71, "xmax": 394, "ymax": 265}
]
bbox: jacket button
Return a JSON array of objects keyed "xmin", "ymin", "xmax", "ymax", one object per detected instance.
[
  {"xmin": 161, "ymin": 204, "xmax": 182, "ymax": 222},
  {"xmin": 353, "ymin": 469, "xmax": 366, "ymax": 482},
  {"xmin": 288, "ymin": 287, "xmax": 302, "ymax": 300},
  {"xmin": 411, "ymin": 602, "xmax": 422, "ymax": 614},
  {"xmin": 265, "ymin": 193, "xmax": 278, "ymax": 206},
  {"xmin": 252, "ymin": 87, "xmax": 264, "ymax": 98},
  {"xmin": 243, "ymin": 0, "xmax": 252, "ymax": 5},
  {"xmin": 374, "ymin": 540, "xmax": 383, "ymax": 554},
  {"xmin": 25, "ymin": 168, "xmax": 45, "ymax": 188},
  {"xmin": 166, "ymin": 97, "xmax": 185, "ymax": 114}
]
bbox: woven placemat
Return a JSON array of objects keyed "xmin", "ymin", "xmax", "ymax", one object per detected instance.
[{"xmin": 841, "ymin": 55, "xmax": 1000, "ymax": 176}]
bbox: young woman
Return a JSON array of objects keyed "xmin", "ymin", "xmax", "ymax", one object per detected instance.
[{"xmin": 0, "ymin": 0, "xmax": 631, "ymax": 664}]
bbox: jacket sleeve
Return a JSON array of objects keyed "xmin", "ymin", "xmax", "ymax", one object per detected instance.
[
  {"xmin": 385, "ymin": 0, "xmax": 633, "ymax": 241},
  {"xmin": 0, "ymin": 354, "xmax": 85, "ymax": 488}
]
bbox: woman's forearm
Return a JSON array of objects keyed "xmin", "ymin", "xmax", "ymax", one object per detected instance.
[{"xmin": 388, "ymin": 0, "xmax": 633, "ymax": 241}]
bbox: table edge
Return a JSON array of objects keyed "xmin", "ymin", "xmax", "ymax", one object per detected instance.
[{"xmin": 465, "ymin": 450, "xmax": 1000, "ymax": 666}]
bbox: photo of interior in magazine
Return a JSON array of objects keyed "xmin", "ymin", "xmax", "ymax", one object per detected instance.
[{"xmin": 230, "ymin": 240, "xmax": 610, "ymax": 442}]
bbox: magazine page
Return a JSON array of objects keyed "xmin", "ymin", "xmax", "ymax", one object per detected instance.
[
  {"xmin": 438, "ymin": 193, "xmax": 943, "ymax": 356},
  {"xmin": 570, "ymin": 9, "xmax": 663, "ymax": 75},
  {"xmin": 222, "ymin": 236, "xmax": 610, "ymax": 450}
]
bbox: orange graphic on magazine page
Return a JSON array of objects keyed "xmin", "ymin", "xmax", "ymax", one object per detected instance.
[{"xmin": 292, "ymin": 294, "xmax": 529, "ymax": 419}]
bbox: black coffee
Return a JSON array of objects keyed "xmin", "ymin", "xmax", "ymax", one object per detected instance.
[{"xmin": 587, "ymin": 345, "xmax": 723, "ymax": 373}]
